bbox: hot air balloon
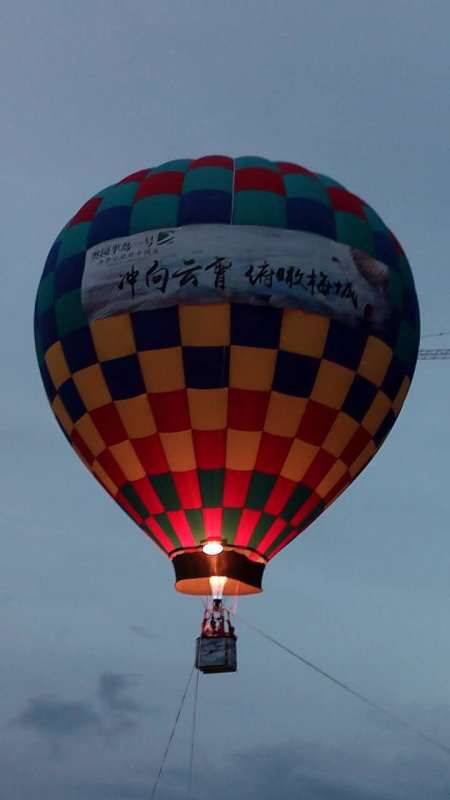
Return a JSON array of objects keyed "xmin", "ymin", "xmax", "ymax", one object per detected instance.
[{"xmin": 34, "ymin": 155, "xmax": 419, "ymax": 672}]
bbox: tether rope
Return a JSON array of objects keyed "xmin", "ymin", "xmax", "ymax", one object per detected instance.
[
  {"xmin": 150, "ymin": 664, "xmax": 195, "ymax": 799},
  {"xmin": 237, "ymin": 614, "xmax": 450, "ymax": 758},
  {"xmin": 188, "ymin": 668, "xmax": 200, "ymax": 799}
]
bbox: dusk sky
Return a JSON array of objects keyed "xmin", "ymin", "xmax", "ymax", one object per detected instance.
[{"xmin": 2, "ymin": 1, "xmax": 450, "ymax": 797}]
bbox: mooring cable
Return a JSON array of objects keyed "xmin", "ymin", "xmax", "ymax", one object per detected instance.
[
  {"xmin": 187, "ymin": 667, "xmax": 200, "ymax": 799},
  {"xmin": 150, "ymin": 664, "xmax": 196, "ymax": 799},
  {"xmin": 237, "ymin": 614, "xmax": 450, "ymax": 758}
]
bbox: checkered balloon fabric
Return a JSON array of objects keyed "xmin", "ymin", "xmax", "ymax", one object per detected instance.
[{"xmin": 35, "ymin": 155, "xmax": 419, "ymax": 588}]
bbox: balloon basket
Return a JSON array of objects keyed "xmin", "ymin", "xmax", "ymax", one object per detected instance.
[{"xmin": 195, "ymin": 599, "xmax": 237, "ymax": 674}]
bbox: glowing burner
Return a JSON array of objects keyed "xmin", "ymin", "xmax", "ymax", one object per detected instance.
[
  {"xmin": 202, "ymin": 540, "xmax": 224, "ymax": 556},
  {"xmin": 209, "ymin": 575, "xmax": 228, "ymax": 599}
]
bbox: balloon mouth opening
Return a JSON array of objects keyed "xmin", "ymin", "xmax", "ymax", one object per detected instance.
[{"xmin": 171, "ymin": 547, "xmax": 266, "ymax": 596}]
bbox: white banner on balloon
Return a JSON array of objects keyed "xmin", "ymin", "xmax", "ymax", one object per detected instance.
[{"xmin": 81, "ymin": 224, "xmax": 390, "ymax": 327}]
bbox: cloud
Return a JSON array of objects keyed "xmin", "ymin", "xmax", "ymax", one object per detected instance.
[
  {"xmin": 98, "ymin": 673, "xmax": 140, "ymax": 714},
  {"xmin": 220, "ymin": 739, "xmax": 450, "ymax": 800},
  {"xmin": 13, "ymin": 695, "xmax": 101, "ymax": 738},
  {"xmin": 3, "ymin": 726, "xmax": 450, "ymax": 800},
  {"xmin": 129, "ymin": 625, "xmax": 161, "ymax": 641},
  {"xmin": 97, "ymin": 671, "xmax": 160, "ymax": 725},
  {"xmin": 140, "ymin": 737, "xmax": 450, "ymax": 800},
  {"xmin": 11, "ymin": 672, "xmax": 147, "ymax": 747}
]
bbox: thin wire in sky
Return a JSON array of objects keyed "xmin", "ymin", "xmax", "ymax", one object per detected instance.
[{"xmin": 237, "ymin": 614, "xmax": 450, "ymax": 759}]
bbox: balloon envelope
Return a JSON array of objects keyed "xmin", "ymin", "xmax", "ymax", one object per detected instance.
[{"xmin": 34, "ymin": 155, "xmax": 420, "ymax": 594}]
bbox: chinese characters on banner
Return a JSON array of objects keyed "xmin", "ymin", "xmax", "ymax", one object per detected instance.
[
  {"xmin": 117, "ymin": 257, "xmax": 359, "ymax": 309},
  {"xmin": 82, "ymin": 224, "xmax": 389, "ymax": 325}
]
